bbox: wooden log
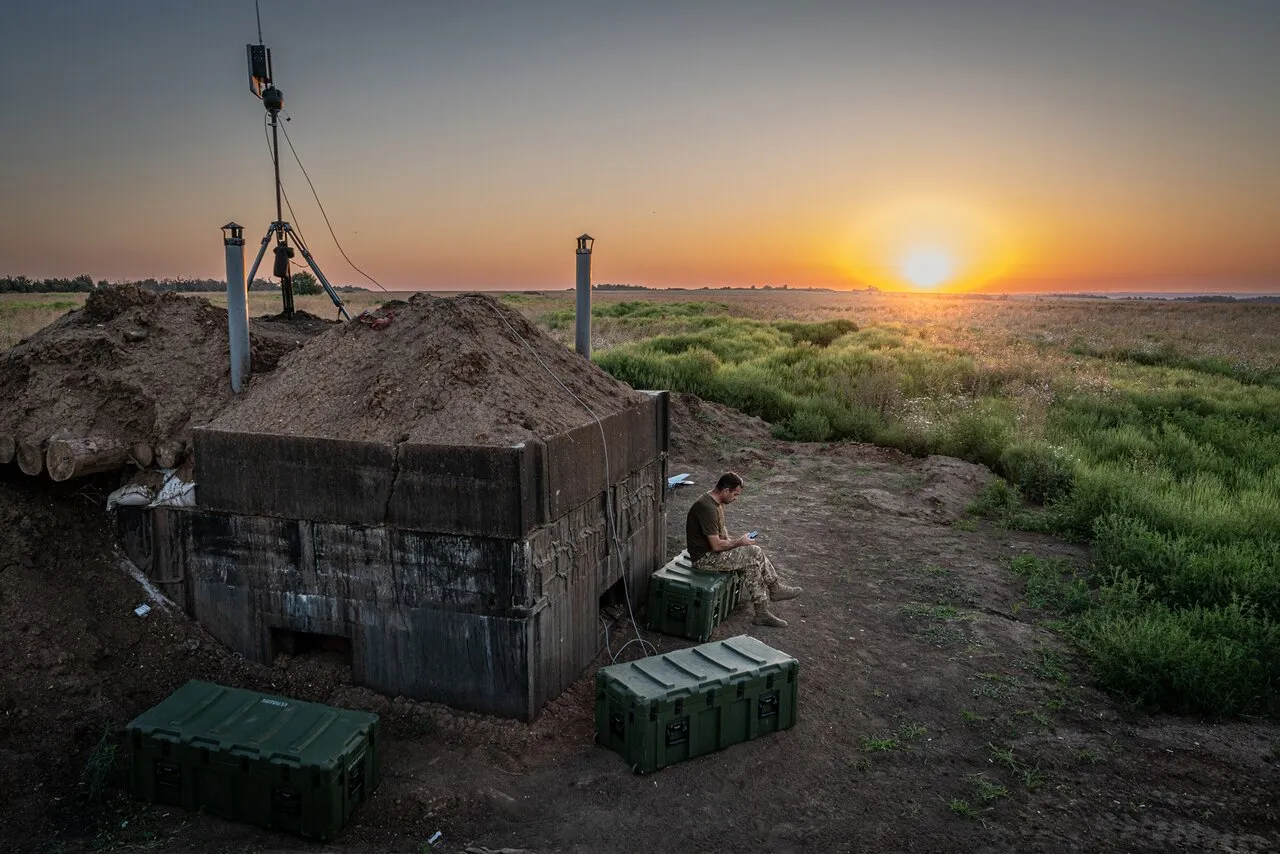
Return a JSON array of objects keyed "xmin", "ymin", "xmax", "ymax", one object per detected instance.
[
  {"xmin": 130, "ymin": 442, "xmax": 154, "ymax": 468},
  {"xmin": 17, "ymin": 438, "xmax": 45, "ymax": 476},
  {"xmin": 0, "ymin": 433, "xmax": 14, "ymax": 465},
  {"xmin": 155, "ymin": 439, "xmax": 185, "ymax": 470},
  {"xmin": 46, "ymin": 437, "xmax": 130, "ymax": 482}
]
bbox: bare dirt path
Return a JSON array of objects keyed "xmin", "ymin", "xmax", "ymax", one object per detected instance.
[{"xmin": 1, "ymin": 395, "xmax": 1276, "ymax": 853}]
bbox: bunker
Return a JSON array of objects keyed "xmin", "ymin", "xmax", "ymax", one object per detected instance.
[{"xmin": 112, "ymin": 292, "xmax": 668, "ymax": 720}]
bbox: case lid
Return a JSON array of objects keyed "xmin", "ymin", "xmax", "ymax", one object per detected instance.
[
  {"xmin": 652, "ymin": 551, "xmax": 726, "ymax": 593},
  {"xmin": 127, "ymin": 680, "xmax": 377, "ymax": 770},
  {"xmin": 598, "ymin": 635, "xmax": 797, "ymax": 703}
]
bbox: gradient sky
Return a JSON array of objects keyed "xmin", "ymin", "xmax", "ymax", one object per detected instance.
[{"xmin": 2, "ymin": 1, "xmax": 1278, "ymax": 292}]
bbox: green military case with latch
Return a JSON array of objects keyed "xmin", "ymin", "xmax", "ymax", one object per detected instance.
[
  {"xmin": 126, "ymin": 680, "xmax": 380, "ymax": 841},
  {"xmin": 595, "ymin": 634, "xmax": 798, "ymax": 773},
  {"xmin": 646, "ymin": 550, "xmax": 743, "ymax": 642}
]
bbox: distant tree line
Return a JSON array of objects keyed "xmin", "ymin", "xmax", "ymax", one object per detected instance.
[
  {"xmin": 591, "ymin": 282, "xmax": 838, "ymax": 292},
  {"xmin": 1, "ymin": 274, "xmax": 99, "ymax": 293},
  {"xmin": 1, "ymin": 274, "xmax": 366, "ymax": 294}
]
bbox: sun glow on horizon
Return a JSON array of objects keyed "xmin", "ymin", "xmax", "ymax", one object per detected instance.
[
  {"xmin": 898, "ymin": 247, "xmax": 956, "ymax": 289},
  {"xmin": 835, "ymin": 197, "xmax": 1019, "ymax": 292}
]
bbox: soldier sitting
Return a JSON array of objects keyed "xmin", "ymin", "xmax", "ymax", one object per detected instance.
[{"xmin": 685, "ymin": 472, "xmax": 801, "ymax": 628}]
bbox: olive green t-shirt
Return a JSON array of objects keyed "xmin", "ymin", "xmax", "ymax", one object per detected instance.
[{"xmin": 686, "ymin": 492, "xmax": 727, "ymax": 562}]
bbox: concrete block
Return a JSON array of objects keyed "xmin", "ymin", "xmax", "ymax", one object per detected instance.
[
  {"xmin": 388, "ymin": 442, "xmax": 534, "ymax": 537},
  {"xmin": 194, "ymin": 429, "xmax": 395, "ymax": 525}
]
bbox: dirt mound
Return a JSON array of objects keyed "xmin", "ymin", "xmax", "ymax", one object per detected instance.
[
  {"xmin": 0, "ymin": 285, "xmax": 334, "ymax": 467},
  {"xmin": 667, "ymin": 391, "xmax": 774, "ymax": 469},
  {"xmin": 210, "ymin": 292, "xmax": 649, "ymax": 445}
]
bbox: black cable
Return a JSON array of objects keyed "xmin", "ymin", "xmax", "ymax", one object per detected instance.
[
  {"xmin": 260, "ymin": 114, "xmax": 352, "ymax": 320},
  {"xmin": 279, "ymin": 116, "xmax": 390, "ymax": 294},
  {"xmin": 484, "ymin": 301, "xmax": 658, "ymax": 663}
]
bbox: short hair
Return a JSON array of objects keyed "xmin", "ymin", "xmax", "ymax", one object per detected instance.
[{"xmin": 715, "ymin": 472, "xmax": 744, "ymax": 491}]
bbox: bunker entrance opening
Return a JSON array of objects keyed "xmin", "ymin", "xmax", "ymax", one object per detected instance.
[{"xmin": 270, "ymin": 628, "xmax": 352, "ymax": 663}]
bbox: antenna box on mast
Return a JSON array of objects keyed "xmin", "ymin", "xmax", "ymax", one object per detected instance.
[{"xmin": 247, "ymin": 44, "xmax": 271, "ymax": 97}]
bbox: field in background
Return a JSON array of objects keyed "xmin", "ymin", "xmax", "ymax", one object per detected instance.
[{"xmin": 5, "ymin": 287, "xmax": 1279, "ymax": 717}]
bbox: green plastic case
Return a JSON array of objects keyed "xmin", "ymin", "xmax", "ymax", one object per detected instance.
[
  {"xmin": 127, "ymin": 680, "xmax": 380, "ymax": 840},
  {"xmin": 595, "ymin": 635, "xmax": 798, "ymax": 773},
  {"xmin": 645, "ymin": 550, "xmax": 742, "ymax": 641}
]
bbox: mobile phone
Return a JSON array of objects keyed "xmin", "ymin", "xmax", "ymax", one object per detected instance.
[{"xmin": 748, "ymin": 531, "xmax": 757, "ymax": 539}]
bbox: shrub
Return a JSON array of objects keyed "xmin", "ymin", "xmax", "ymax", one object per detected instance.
[
  {"xmin": 1009, "ymin": 555, "xmax": 1092, "ymax": 616},
  {"xmin": 998, "ymin": 442, "xmax": 1077, "ymax": 505},
  {"xmin": 776, "ymin": 408, "xmax": 833, "ymax": 442},
  {"xmin": 290, "ymin": 270, "xmax": 321, "ymax": 296},
  {"xmin": 938, "ymin": 410, "xmax": 1011, "ymax": 471},
  {"xmin": 775, "ymin": 319, "xmax": 857, "ymax": 347},
  {"xmin": 1079, "ymin": 602, "xmax": 1280, "ymax": 716}
]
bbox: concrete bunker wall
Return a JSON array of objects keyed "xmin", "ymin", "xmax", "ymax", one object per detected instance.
[{"xmin": 121, "ymin": 393, "xmax": 668, "ymax": 721}]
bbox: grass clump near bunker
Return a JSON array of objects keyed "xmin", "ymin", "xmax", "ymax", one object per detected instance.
[{"xmin": 585, "ymin": 298, "xmax": 1280, "ymax": 718}]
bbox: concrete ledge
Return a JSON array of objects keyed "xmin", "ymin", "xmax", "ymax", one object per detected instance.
[
  {"xmin": 388, "ymin": 441, "xmax": 539, "ymax": 538},
  {"xmin": 544, "ymin": 392, "xmax": 664, "ymax": 519},
  {"xmin": 194, "ymin": 430, "xmax": 395, "ymax": 525},
  {"xmin": 193, "ymin": 393, "xmax": 668, "ymax": 536}
]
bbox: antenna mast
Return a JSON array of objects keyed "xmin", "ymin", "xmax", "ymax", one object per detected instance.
[{"xmin": 241, "ymin": 3, "xmax": 350, "ymax": 320}]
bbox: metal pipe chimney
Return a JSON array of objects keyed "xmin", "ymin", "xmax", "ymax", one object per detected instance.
[
  {"xmin": 222, "ymin": 222, "xmax": 251, "ymax": 392},
  {"xmin": 575, "ymin": 233, "xmax": 594, "ymax": 358}
]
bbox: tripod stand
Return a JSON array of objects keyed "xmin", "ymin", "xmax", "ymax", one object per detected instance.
[
  {"xmin": 246, "ymin": 220, "xmax": 351, "ymax": 321},
  {"xmin": 245, "ymin": 46, "xmax": 350, "ymax": 321}
]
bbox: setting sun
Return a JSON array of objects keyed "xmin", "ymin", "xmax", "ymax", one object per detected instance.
[{"xmin": 898, "ymin": 248, "xmax": 956, "ymax": 289}]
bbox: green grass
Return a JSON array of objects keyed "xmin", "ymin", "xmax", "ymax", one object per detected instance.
[
  {"xmin": 81, "ymin": 727, "xmax": 119, "ymax": 803},
  {"xmin": 580, "ymin": 298, "xmax": 1280, "ymax": 718},
  {"xmin": 967, "ymin": 774, "xmax": 1011, "ymax": 803},
  {"xmin": 985, "ymin": 743, "xmax": 1047, "ymax": 790},
  {"xmin": 944, "ymin": 797, "xmax": 985, "ymax": 821},
  {"xmin": 859, "ymin": 735, "xmax": 901, "ymax": 752},
  {"xmin": 0, "ymin": 299, "xmax": 80, "ymax": 314}
]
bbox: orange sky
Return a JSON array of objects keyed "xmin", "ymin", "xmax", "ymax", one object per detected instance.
[{"xmin": 2, "ymin": 2, "xmax": 1279, "ymax": 293}]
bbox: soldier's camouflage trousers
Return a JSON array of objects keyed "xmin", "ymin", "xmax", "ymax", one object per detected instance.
[{"xmin": 694, "ymin": 544, "xmax": 780, "ymax": 606}]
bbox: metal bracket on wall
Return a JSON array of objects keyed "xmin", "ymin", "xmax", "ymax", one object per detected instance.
[{"xmin": 510, "ymin": 596, "xmax": 550, "ymax": 618}]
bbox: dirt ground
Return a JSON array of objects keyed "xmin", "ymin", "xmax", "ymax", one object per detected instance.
[{"xmin": 1, "ymin": 393, "xmax": 1277, "ymax": 854}]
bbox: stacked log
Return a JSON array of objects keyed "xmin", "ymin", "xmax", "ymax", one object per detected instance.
[
  {"xmin": 17, "ymin": 439, "xmax": 45, "ymax": 476},
  {"xmin": 4, "ymin": 431, "xmax": 187, "ymax": 480},
  {"xmin": 46, "ymin": 438, "xmax": 130, "ymax": 482},
  {"xmin": 155, "ymin": 439, "xmax": 186, "ymax": 470},
  {"xmin": 130, "ymin": 442, "xmax": 154, "ymax": 468}
]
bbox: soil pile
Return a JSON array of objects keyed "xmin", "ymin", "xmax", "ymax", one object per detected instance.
[
  {"xmin": 0, "ymin": 285, "xmax": 334, "ymax": 468},
  {"xmin": 211, "ymin": 292, "xmax": 650, "ymax": 445}
]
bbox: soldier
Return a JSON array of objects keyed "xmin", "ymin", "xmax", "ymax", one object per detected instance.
[{"xmin": 686, "ymin": 472, "xmax": 802, "ymax": 627}]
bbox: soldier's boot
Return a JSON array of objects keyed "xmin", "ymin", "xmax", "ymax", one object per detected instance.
[
  {"xmin": 769, "ymin": 583, "xmax": 803, "ymax": 602},
  {"xmin": 752, "ymin": 603, "xmax": 788, "ymax": 628}
]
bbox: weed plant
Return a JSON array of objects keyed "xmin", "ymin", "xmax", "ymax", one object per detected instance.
[
  {"xmin": 584, "ymin": 298, "xmax": 1280, "ymax": 717},
  {"xmin": 81, "ymin": 727, "xmax": 119, "ymax": 803}
]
